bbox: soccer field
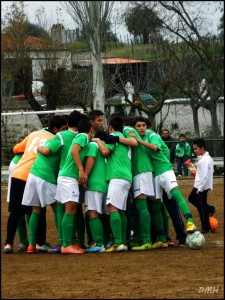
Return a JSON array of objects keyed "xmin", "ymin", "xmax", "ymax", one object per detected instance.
[{"xmin": 1, "ymin": 177, "xmax": 224, "ymax": 299}]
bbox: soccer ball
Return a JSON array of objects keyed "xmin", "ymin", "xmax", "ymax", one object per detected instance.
[
  {"xmin": 186, "ymin": 231, "xmax": 205, "ymax": 250},
  {"xmin": 209, "ymin": 216, "xmax": 218, "ymax": 232}
]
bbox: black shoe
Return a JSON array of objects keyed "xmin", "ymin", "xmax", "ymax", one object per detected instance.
[
  {"xmin": 209, "ymin": 206, "xmax": 216, "ymax": 217},
  {"xmin": 200, "ymin": 229, "xmax": 211, "ymax": 234}
]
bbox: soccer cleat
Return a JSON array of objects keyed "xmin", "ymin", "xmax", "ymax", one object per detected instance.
[
  {"xmin": 47, "ymin": 245, "xmax": 61, "ymax": 253},
  {"xmin": 152, "ymin": 241, "xmax": 168, "ymax": 249},
  {"xmin": 85, "ymin": 244, "xmax": 105, "ymax": 253},
  {"xmin": 72, "ymin": 244, "xmax": 86, "ymax": 253},
  {"xmin": 167, "ymin": 240, "xmax": 175, "ymax": 247},
  {"xmin": 18, "ymin": 242, "xmax": 28, "ymax": 251},
  {"xmin": 61, "ymin": 245, "xmax": 85, "ymax": 254},
  {"xmin": 186, "ymin": 222, "xmax": 197, "ymax": 234},
  {"xmin": 131, "ymin": 241, "xmax": 152, "ymax": 251},
  {"xmin": 105, "ymin": 244, "xmax": 125, "ymax": 253},
  {"xmin": 4, "ymin": 244, "xmax": 13, "ymax": 254},
  {"xmin": 36, "ymin": 243, "xmax": 53, "ymax": 253},
  {"xmin": 27, "ymin": 245, "xmax": 36, "ymax": 253},
  {"xmin": 123, "ymin": 244, "xmax": 129, "ymax": 251}
]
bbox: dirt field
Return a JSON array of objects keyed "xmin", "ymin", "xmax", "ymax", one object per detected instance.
[{"xmin": 1, "ymin": 177, "xmax": 224, "ymax": 299}]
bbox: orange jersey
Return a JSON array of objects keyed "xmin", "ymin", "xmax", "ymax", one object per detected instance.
[
  {"xmin": 13, "ymin": 136, "xmax": 29, "ymax": 154},
  {"xmin": 12, "ymin": 129, "xmax": 55, "ymax": 181}
]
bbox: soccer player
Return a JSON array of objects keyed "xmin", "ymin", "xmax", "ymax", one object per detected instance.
[
  {"xmin": 123, "ymin": 116, "xmax": 154, "ymax": 251},
  {"xmin": 4, "ymin": 115, "xmax": 68, "ymax": 254},
  {"xmin": 56, "ymin": 119, "xmax": 93, "ymax": 254},
  {"xmin": 36, "ymin": 110, "xmax": 88, "ymax": 253},
  {"xmin": 84, "ymin": 130, "xmax": 109, "ymax": 253},
  {"xmin": 130, "ymin": 116, "xmax": 197, "ymax": 241},
  {"xmin": 92, "ymin": 116, "xmax": 137, "ymax": 252}
]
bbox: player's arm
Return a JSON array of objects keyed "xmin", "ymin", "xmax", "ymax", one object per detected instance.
[
  {"xmin": 85, "ymin": 156, "xmax": 95, "ymax": 176},
  {"xmin": 92, "ymin": 138, "xmax": 111, "ymax": 156},
  {"xmin": 71, "ymin": 144, "xmax": 87, "ymax": 185},
  {"xmin": 128, "ymin": 132, "xmax": 158, "ymax": 151},
  {"xmin": 105, "ymin": 134, "xmax": 137, "ymax": 147},
  {"xmin": 37, "ymin": 146, "xmax": 51, "ymax": 155}
]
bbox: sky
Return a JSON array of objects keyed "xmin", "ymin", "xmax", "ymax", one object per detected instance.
[{"xmin": 1, "ymin": 1, "xmax": 224, "ymax": 42}]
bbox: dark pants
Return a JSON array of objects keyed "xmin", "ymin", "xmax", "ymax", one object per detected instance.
[
  {"xmin": 177, "ymin": 157, "xmax": 189, "ymax": 176},
  {"xmin": 5, "ymin": 177, "xmax": 47, "ymax": 246},
  {"xmin": 188, "ymin": 188, "xmax": 211, "ymax": 231},
  {"xmin": 162, "ymin": 191, "xmax": 187, "ymax": 244}
]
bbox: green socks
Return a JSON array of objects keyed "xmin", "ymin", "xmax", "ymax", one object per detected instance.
[
  {"xmin": 170, "ymin": 188, "xmax": 194, "ymax": 223},
  {"xmin": 62, "ymin": 213, "xmax": 75, "ymax": 247},
  {"xmin": 29, "ymin": 212, "xmax": 40, "ymax": 246},
  {"xmin": 110, "ymin": 211, "xmax": 122, "ymax": 245},
  {"xmin": 149, "ymin": 201, "xmax": 167, "ymax": 243},
  {"xmin": 135, "ymin": 199, "xmax": 151, "ymax": 243},
  {"xmin": 89, "ymin": 217, "xmax": 104, "ymax": 247}
]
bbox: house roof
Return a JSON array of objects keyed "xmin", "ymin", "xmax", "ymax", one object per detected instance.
[
  {"xmin": 72, "ymin": 52, "xmax": 149, "ymax": 66},
  {"xmin": 102, "ymin": 57, "xmax": 149, "ymax": 64}
]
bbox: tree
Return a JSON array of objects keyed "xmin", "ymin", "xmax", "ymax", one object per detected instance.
[
  {"xmin": 218, "ymin": 13, "xmax": 224, "ymax": 40},
  {"xmin": 124, "ymin": 4, "xmax": 162, "ymax": 44},
  {"xmin": 61, "ymin": 1, "xmax": 114, "ymax": 112},
  {"xmin": 154, "ymin": 1, "xmax": 224, "ymax": 153}
]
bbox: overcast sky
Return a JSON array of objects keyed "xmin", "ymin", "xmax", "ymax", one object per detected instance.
[{"xmin": 1, "ymin": 1, "xmax": 224, "ymax": 41}]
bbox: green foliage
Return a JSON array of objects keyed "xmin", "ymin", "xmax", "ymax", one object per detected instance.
[
  {"xmin": 25, "ymin": 21, "xmax": 50, "ymax": 39},
  {"xmin": 124, "ymin": 5, "xmax": 162, "ymax": 44}
]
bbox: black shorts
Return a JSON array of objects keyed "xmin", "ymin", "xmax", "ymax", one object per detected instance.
[{"xmin": 8, "ymin": 177, "xmax": 32, "ymax": 214}]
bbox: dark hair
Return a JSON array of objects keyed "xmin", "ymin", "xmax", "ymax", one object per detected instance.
[
  {"xmin": 48, "ymin": 115, "xmax": 67, "ymax": 132},
  {"xmin": 133, "ymin": 116, "xmax": 148, "ymax": 126},
  {"xmin": 162, "ymin": 128, "xmax": 169, "ymax": 133},
  {"xmin": 68, "ymin": 111, "xmax": 88, "ymax": 128},
  {"xmin": 94, "ymin": 130, "xmax": 108, "ymax": 142},
  {"xmin": 123, "ymin": 116, "xmax": 134, "ymax": 126},
  {"xmin": 78, "ymin": 119, "xmax": 92, "ymax": 133},
  {"xmin": 179, "ymin": 133, "xmax": 186, "ymax": 138},
  {"xmin": 109, "ymin": 116, "xmax": 123, "ymax": 132},
  {"xmin": 192, "ymin": 138, "xmax": 206, "ymax": 149},
  {"xmin": 88, "ymin": 110, "xmax": 104, "ymax": 121}
]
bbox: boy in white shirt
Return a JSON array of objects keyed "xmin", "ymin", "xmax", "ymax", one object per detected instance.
[{"xmin": 188, "ymin": 138, "xmax": 215, "ymax": 233}]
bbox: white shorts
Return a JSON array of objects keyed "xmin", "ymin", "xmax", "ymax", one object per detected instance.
[
  {"xmin": 22, "ymin": 173, "xmax": 56, "ymax": 208},
  {"xmin": 84, "ymin": 191, "xmax": 108, "ymax": 214},
  {"xmin": 106, "ymin": 178, "xmax": 131, "ymax": 211},
  {"xmin": 7, "ymin": 161, "xmax": 17, "ymax": 203},
  {"xmin": 133, "ymin": 172, "xmax": 155, "ymax": 198},
  {"xmin": 154, "ymin": 170, "xmax": 178, "ymax": 200},
  {"xmin": 56, "ymin": 176, "xmax": 79, "ymax": 204}
]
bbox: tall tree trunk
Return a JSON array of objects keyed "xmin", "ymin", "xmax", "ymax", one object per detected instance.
[
  {"xmin": 210, "ymin": 104, "xmax": 220, "ymax": 156},
  {"xmin": 192, "ymin": 107, "xmax": 200, "ymax": 137},
  {"xmin": 89, "ymin": 1, "xmax": 105, "ymax": 112}
]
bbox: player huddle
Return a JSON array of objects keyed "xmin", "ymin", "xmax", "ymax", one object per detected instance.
[{"xmin": 4, "ymin": 109, "xmax": 215, "ymax": 254}]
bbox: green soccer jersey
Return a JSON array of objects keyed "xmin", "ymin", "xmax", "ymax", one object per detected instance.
[
  {"xmin": 30, "ymin": 139, "xmax": 60, "ymax": 184},
  {"xmin": 123, "ymin": 126, "xmax": 154, "ymax": 176},
  {"xmin": 143, "ymin": 130, "xmax": 173, "ymax": 177},
  {"xmin": 104, "ymin": 132, "xmax": 132, "ymax": 183},
  {"xmin": 85, "ymin": 141, "xmax": 108, "ymax": 193},
  {"xmin": 59, "ymin": 133, "xmax": 90, "ymax": 180},
  {"xmin": 47, "ymin": 129, "xmax": 78, "ymax": 170}
]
